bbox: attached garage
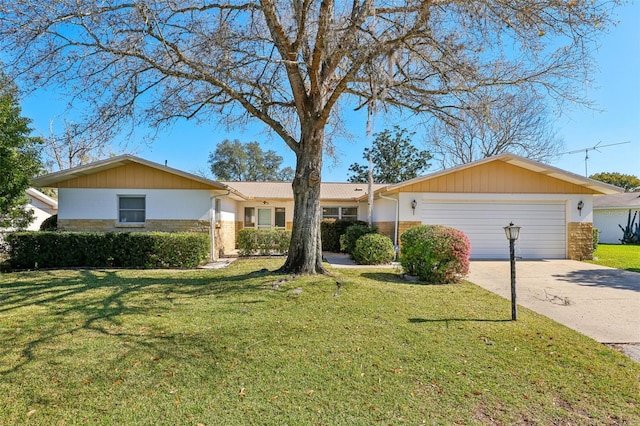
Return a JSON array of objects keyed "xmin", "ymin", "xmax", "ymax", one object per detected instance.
[
  {"xmin": 370, "ymin": 154, "xmax": 623, "ymax": 261},
  {"xmin": 420, "ymin": 200, "xmax": 566, "ymax": 259}
]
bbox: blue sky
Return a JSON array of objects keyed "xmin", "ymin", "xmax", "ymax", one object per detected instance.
[{"xmin": 21, "ymin": 2, "xmax": 640, "ymax": 182}]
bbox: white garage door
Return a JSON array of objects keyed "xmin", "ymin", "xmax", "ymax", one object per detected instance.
[{"xmin": 420, "ymin": 201, "xmax": 566, "ymax": 259}]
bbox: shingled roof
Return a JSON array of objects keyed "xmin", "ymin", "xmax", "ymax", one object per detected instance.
[
  {"xmin": 222, "ymin": 181, "xmax": 387, "ymax": 201},
  {"xmin": 593, "ymin": 192, "xmax": 640, "ymax": 208}
]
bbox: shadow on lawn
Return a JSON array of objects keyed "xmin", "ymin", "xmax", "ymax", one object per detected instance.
[
  {"xmin": 0, "ymin": 267, "xmax": 277, "ymax": 375},
  {"xmin": 360, "ymin": 272, "xmax": 431, "ymax": 285},
  {"xmin": 0, "ymin": 268, "xmax": 268, "ymax": 314},
  {"xmin": 409, "ymin": 317, "xmax": 511, "ymax": 324},
  {"xmin": 361, "ymin": 271, "xmax": 473, "ymax": 287}
]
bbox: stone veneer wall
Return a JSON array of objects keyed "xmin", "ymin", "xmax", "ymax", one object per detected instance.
[
  {"xmin": 567, "ymin": 222, "xmax": 594, "ymax": 261},
  {"xmin": 58, "ymin": 219, "xmax": 210, "ymax": 233},
  {"xmin": 398, "ymin": 221, "xmax": 422, "ymax": 243},
  {"xmin": 374, "ymin": 221, "xmax": 396, "ymax": 244},
  {"xmin": 214, "ymin": 220, "xmax": 236, "ymax": 257}
]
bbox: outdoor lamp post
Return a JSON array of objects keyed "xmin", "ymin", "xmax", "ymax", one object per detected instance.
[{"xmin": 503, "ymin": 222, "xmax": 521, "ymax": 321}]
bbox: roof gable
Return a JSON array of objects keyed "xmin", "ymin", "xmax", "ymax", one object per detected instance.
[
  {"xmin": 380, "ymin": 154, "xmax": 623, "ymax": 195},
  {"xmin": 32, "ymin": 155, "xmax": 231, "ymax": 191},
  {"xmin": 26, "ymin": 188, "xmax": 58, "ymax": 209}
]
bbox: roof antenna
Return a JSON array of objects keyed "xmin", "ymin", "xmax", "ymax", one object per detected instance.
[{"xmin": 560, "ymin": 141, "xmax": 630, "ymax": 176}]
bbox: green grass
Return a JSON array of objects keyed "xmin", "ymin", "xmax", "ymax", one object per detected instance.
[
  {"xmin": 1, "ymin": 260, "xmax": 638, "ymax": 425},
  {"xmin": 588, "ymin": 244, "xmax": 640, "ymax": 272}
]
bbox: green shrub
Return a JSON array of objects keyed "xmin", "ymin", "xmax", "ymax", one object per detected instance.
[
  {"xmin": 237, "ymin": 229, "xmax": 291, "ymax": 256},
  {"xmin": 593, "ymin": 227, "xmax": 600, "ymax": 251},
  {"xmin": 321, "ymin": 219, "xmax": 367, "ymax": 252},
  {"xmin": 340, "ymin": 224, "xmax": 378, "ymax": 255},
  {"xmin": 352, "ymin": 233, "xmax": 395, "ymax": 265},
  {"xmin": 39, "ymin": 214, "xmax": 57, "ymax": 231},
  {"xmin": 400, "ymin": 225, "xmax": 470, "ymax": 284},
  {"xmin": 5, "ymin": 232, "xmax": 209, "ymax": 269}
]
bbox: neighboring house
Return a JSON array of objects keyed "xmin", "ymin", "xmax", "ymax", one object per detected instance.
[
  {"xmin": 0, "ymin": 188, "xmax": 58, "ymax": 233},
  {"xmin": 25, "ymin": 188, "xmax": 59, "ymax": 230},
  {"xmin": 593, "ymin": 192, "xmax": 640, "ymax": 244},
  {"xmin": 31, "ymin": 153, "xmax": 621, "ymax": 261}
]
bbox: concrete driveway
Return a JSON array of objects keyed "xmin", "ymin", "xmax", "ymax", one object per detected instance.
[{"xmin": 469, "ymin": 260, "xmax": 640, "ymax": 345}]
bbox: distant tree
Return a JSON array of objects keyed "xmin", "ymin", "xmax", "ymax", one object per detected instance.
[
  {"xmin": 0, "ymin": 73, "xmax": 42, "ymax": 228},
  {"xmin": 589, "ymin": 172, "xmax": 640, "ymax": 192},
  {"xmin": 42, "ymin": 121, "xmax": 117, "ymax": 172},
  {"xmin": 209, "ymin": 140, "xmax": 294, "ymax": 181},
  {"xmin": 426, "ymin": 90, "xmax": 562, "ymax": 168},
  {"xmin": 348, "ymin": 127, "xmax": 431, "ymax": 184}
]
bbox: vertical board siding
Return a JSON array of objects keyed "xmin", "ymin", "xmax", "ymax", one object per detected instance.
[
  {"xmin": 390, "ymin": 162, "xmax": 595, "ymax": 194},
  {"xmin": 56, "ymin": 163, "xmax": 215, "ymax": 189}
]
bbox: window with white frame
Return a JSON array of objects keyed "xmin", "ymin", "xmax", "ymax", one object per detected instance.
[
  {"xmin": 322, "ymin": 206, "xmax": 357, "ymax": 220},
  {"xmin": 215, "ymin": 198, "xmax": 222, "ymax": 223},
  {"xmin": 118, "ymin": 196, "xmax": 145, "ymax": 223},
  {"xmin": 244, "ymin": 207, "xmax": 286, "ymax": 229},
  {"xmin": 244, "ymin": 207, "xmax": 256, "ymax": 228}
]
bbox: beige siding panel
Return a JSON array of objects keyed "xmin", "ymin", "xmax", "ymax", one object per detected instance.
[
  {"xmin": 388, "ymin": 162, "xmax": 596, "ymax": 194},
  {"xmin": 56, "ymin": 163, "xmax": 213, "ymax": 189}
]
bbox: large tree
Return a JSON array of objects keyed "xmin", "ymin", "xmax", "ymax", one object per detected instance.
[
  {"xmin": 589, "ymin": 172, "xmax": 640, "ymax": 192},
  {"xmin": 348, "ymin": 126, "xmax": 431, "ymax": 184},
  {"xmin": 209, "ymin": 139, "xmax": 294, "ymax": 181},
  {"xmin": 0, "ymin": 73, "xmax": 41, "ymax": 229},
  {"xmin": 0, "ymin": 0, "xmax": 617, "ymax": 273},
  {"xmin": 426, "ymin": 90, "xmax": 563, "ymax": 168}
]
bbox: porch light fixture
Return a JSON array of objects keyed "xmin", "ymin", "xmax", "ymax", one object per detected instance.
[
  {"xmin": 411, "ymin": 199, "xmax": 417, "ymax": 215},
  {"xmin": 577, "ymin": 200, "xmax": 584, "ymax": 216},
  {"xmin": 503, "ymin": 222, "xmax": 521, "ymax": 321}
]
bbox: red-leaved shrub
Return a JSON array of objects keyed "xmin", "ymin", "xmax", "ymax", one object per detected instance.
[{"xmin": 400, "ymin": 225, "xmax": 470, "ymax": 283}]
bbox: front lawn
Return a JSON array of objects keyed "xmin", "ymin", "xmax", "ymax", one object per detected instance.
[
  {"xmin": 588, "ymin": 244, "xmax": 640, "ymax": 272},
  {"xmin": 1, "ymin": 260, "xmax": 638, "ymax": 424}
]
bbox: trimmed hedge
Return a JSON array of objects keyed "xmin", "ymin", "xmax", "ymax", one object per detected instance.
[
  {"xmin": 5, "ymin": 231, "xmax": 210, "ymax": 269},
  {"xmin": 237, "ymin": 229, "xmax": 291, "ymax": 256},
  {"xmin": 593, "ymin": 227, "xmax": 600, "ymax": 251},
  {"xmin": 321, "ymin": 219, "xmax": 368, "ymax": 253},
  {"xmin": 353, "ymin": 233, "xmax": 395, "ymax": 265},
  {"xmin": 400, "ymin": 225, "xmax": 471, "ymax": 284}
]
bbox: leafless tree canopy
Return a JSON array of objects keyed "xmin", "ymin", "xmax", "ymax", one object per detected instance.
[
  {"xmin": 427, "ymin": 90, "xmax": 564, "ymax": 168},
  {"xmin": 0, "ymin": 0, "xmax": 618, "ymax": 273},
  {"xmin": 42, "ymin": 121, "xmax": 119, "ymax": 172}
]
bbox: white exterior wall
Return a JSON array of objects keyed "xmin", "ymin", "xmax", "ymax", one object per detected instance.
[
  {"xmin": 216, "ymin": 197, "xmax": 237, "ymax": 222},
  {"xmin": 58, "ymin": 188, "xmax": 213, "ymax": 221},
  {"xmin": 372, "ymin": 197, "xmax": 398, "ymax": 222},
  {"xmin": 594, "ymin": 208, "xmax": 636, "ymax": 244}
]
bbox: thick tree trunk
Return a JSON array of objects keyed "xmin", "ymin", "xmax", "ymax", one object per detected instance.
[{"xmin": 280, "ymin": 126, "xmax": 326, "ymax": 274}]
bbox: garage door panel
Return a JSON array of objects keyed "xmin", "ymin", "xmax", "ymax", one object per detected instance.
[{"xmin": 420, "ymin": 201, "xmax": 566, "ymax": 259}]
